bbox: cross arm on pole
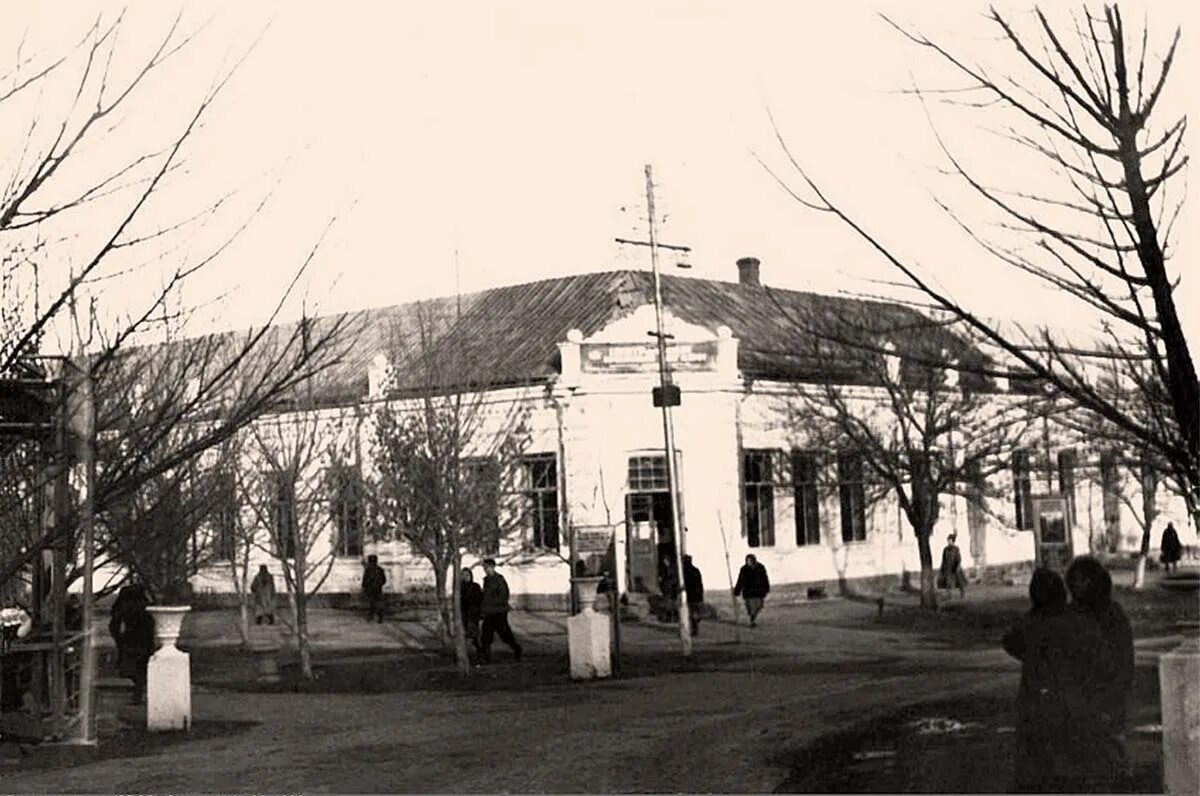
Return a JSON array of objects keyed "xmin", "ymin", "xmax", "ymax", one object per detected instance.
[{"xmin": 614, "ymin": 237, "xmax": 691, "ymax": 253}]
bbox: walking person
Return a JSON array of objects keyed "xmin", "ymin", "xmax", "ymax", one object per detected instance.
[
  {"xmin": 108, "ymin": 584, "xmax": 155, "ymax": 705},
  {"xmin": 682, "ymin": 554, "xmax": 704, "ymax": 637},
  {"xmin": 361, "ymin": 554, "xmax": 387, "ymax": 623},
  {"xmin": 1001, "ymin": 567, "xmax": 1070, "ymax": 792},
  {"xmin": 479, "ymin": 558, "xmax": 523, "ymax": 663},
  {"xmin": 938, "ymin": 533, "xmax": 967, "ymax": 599},
  {"xmin": 733, "ymin": 554, "xmax": 770, "ymax": 628},
  {"xmin": 1160, "ymin": 522, "xmax": 1183, "ymax": 574},
  {"xmin": 250, "ymin": 564, "xmax": 276, "ymax": 625},
  {"xmin": 460, "ymin": 567, "xmax": 483, "ymax": 654}
]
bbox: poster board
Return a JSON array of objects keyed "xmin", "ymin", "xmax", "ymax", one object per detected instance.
[{"xmin": 1030, "ymin": 494, "xmax": 1073, "ymax": 573}]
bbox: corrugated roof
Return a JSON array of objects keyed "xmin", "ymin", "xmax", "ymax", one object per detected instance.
[{"xmin": 326, "ymin": 270, "xmax": 993, "ymax": 398}]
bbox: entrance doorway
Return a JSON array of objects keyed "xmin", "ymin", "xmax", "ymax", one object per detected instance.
[{"xmin": 625, "ymin": 492, "xmax": 677, "ymax": 596}]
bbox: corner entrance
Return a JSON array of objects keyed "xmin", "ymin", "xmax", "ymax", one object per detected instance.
[{"xmin": 623, "ymin": 453, "xmax": 682, "ymax": 598}]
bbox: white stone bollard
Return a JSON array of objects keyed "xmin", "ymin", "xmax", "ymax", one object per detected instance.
[
  {"xmin": 568, "ymin": 578, "xmax": 611, "ymax": 680},
  {"xmin": 1160, "ymin": 622, "xmax": 1200, "ymax": 795},
  {"xmin": 146, "ymin": 606, "xmax": 192, "ymax": 732}
]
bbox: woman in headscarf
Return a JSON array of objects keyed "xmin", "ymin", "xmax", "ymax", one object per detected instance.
[
  {"xmin": 1053, "ymin": 557, "xmax": 1136, "ymax": 792},
  {"xmin": 1002, "ymin": 568, "xmax": 1069, "ymax": 792}
]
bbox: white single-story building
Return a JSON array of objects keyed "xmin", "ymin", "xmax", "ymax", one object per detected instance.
[{"xmin": 168, "ymin": 259, "xmax": 1194, "ymax": 611}]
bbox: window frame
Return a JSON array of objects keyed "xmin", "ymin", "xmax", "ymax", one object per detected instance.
[
  {"xmin": 791, "ymin": 449, "xmax": 821, "ymax": 547},
  {"xmin": 837, "ymin": 451, "xmax": 867, "ymax": 543},
  {"xmin": 521, "ymin": 453, "xmax": 560, "ymax": 551},
  {"xmin": 742, "ymin": 449, "xmax": 777, "ymax": 548}
]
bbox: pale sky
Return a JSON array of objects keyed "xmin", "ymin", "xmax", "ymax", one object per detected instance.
[{"xmin": 6, "ymin": 1, "xmax": 1198, "ymax": 348}]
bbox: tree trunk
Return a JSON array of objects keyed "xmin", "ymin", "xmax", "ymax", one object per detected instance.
[
  {"xmin": 293, "ymin": 565, "xmax": 313, "ymax": 680},
  {"xmin": 237, "ymin": 598, "xmax": 250, "ymax": 647},
  {"xmin": 1133, "ymin": 524, "xmax": 1153, "ymax": 591},
  {"xmin": 432, "ymin": 562, "xmax": 452, "ymax": 652},
  {"xmin": 450, "ymin": 552, "xmax": 470, "ymax": 675},
  {"xmin": 916, "ymin": 531, "xmax": 937, "ymax": 610}
]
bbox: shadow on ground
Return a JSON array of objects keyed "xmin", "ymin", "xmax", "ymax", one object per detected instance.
[
  {"xmin": 0, "ymin": 718, "xmax": 258, "ymax": 772},
  {"xmin": 773, "ymin": 664, "xmax": 1165, "ymax": 794}
]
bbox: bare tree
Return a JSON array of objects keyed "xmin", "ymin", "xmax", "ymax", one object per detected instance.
[
  {"xmin": 763, "ymin": 4, "xmax": 1196, "ymax": 526},
  {"xmin": 360, "ymin": 303, "xmax": 535, "ymax": 675},
  {"xmin": 235, "ymin": 396, "xmax": 354, "ymax": 680},
  {"xmin": 778, "ymin": 307, "xmax": 1035, "ymax": 608},
  {"xmin": 0, "ymin": 10, "xmax": 363, "ymax": 601}
]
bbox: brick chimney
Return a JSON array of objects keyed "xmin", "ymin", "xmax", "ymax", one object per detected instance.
[{"xmin": 736, "ymin": 257, "xmax": 761, "ymax": 286}]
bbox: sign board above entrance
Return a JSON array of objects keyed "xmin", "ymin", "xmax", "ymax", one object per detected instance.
[{"xmin": 580, "ymin": 341, "xmax": 719, "ymax": 374}]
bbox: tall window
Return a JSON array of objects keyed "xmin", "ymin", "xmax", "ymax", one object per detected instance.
[
  {"xmin": 837, "ymin": 452, "xmax": 866, "ymax": 543},
  {"xmin": 463, "ymin": 457, "xmax": 501, "ymax": 555},
  {"xmin": 1099, "ymin": 451, "xmax": 1121, "ymax": 545},
  {"xmin": 210, "ymin": 469, "xmax": 238, "ymax": 560},
  {"xmin": 522, "ymin": 454, "xmax": 559, "ymax": 550},
  {"xmin": 1057, "ymin": 449, "xmax": 1078, "ymax": 527},
  {"xmin": 330, "ymin": 465, "xmax": 363, "ymax": 558},
  {"xmin": 1012, "ymin": 449, "xmax": 1033, "ymax": 530},
  {"xmin": 792, "ymin": 450, "xmax": 821, "ymax": 546},
  {"xmin": 269, "ymin": 470, "xmax": 297, "ymax": 559},
  {"xmin": 742, "ymin": 450, "xmax": 776, "ymax": 547}
]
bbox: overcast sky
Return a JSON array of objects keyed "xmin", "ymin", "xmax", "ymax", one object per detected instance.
[{"xmin": 8, "ymin": 1, "xmax": 1198, "ymax": 347}]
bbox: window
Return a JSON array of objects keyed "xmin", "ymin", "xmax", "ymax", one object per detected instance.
[
  {"xmin": 628, "ymin": 455, "xmax": 670, "ymax": 492},
  {"xmin": 743, "ymin": 450, "xmax": 776, "ymax": 547},
  {"xmin": 522, "ymin": 454, "xmax": 559, "ymax": 550},
  {"xmin": 1057, "ymin": 449, "xmax": 1077, "ymax": 527},
  {"xmin": 792, "ymin": 450, "xmax": 821, "ymax": 546},
  {"xmin": 837, "ymin": 452, "xmax": 866, "ymax": 543},
  {"xmin": 1012, "ymin": 449, "xmax": 1033, "ymax": 530},
  {"xmin": 1099, "ymin": 451, "xmax": 1121, "ymax": 544},
  {"xmin": 208, "ymin": 468, "xmax": 238, "ymax": 561},
  {"xmin": 463, "ymin": 457, "xmax": 501, "ymax": 555},
  {"xmin": 269, "ymin": 470, "xmax": 297, "ymax": 559},
  {"xmin": 330, "ymin": 465, "xmax": 363, "ymax": 558},
  {"xmin": 965, "ymin": 459, "xmax": 987, "ymax": 543}
]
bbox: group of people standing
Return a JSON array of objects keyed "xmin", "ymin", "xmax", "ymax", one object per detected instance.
[{"xmin": 1002, "ymin": 556, "xmax": 1135, "ymax": 793}]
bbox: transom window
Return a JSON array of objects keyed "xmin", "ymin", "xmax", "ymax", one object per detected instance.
[{"xmin": 628, "ymin": 455, "xmax": 670, "ymax": 492}]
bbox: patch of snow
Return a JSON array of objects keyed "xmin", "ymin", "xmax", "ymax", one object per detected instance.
[{"xmin": 907, "ymin": 717, "xmax": 982, "ymax": 735}]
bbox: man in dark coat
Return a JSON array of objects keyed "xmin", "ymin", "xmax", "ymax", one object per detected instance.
[
  {"xmin": 361, "ymin": 554, "xmax": 387, "ymax": 623},
  {"xmin": 479, "ymin": 558, "xmax": 523, "ymax": 663},
  {"xmin": 682, "ymin": 554, "xmax": 704, "ymax": 637},
  {"xmin": 460, "ymin": 567, "xmax": 484, "ymax": 653},
  {"xmin": 109, "ymin": 584, "xmax": 156, "ymax": 704},
  {"xmin": 1160, "ymin": 522, "xmax": 1184, "ymax": 573},
  {"xmin": 938, "ymin": 533, "xmax": 967, "ymax": 599},
  {"xmin": 1001, "ymin": 567, "xmax": 1070, "ymax": 792},
  {"xmin": 733, "ymin": 554, "xmax": 770, "ymax": 627}
]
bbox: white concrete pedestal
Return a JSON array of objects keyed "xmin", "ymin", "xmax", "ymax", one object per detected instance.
[
  {"xmin": 1160, "ymin": 624, "xmax": 1200, "ymax": 794},
  {"xmin": 568, "ymin": 610, "xmax": 612, "ymax": 680},
  {"xmin": 568, "ymin": 578, "xmax": 611, "ymax": 680},
  {"xmin": 146, "ymin": 606, "xmax": 192, "ymax": 732}
]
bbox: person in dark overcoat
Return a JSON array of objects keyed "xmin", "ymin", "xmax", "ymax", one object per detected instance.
[
  {"xmin": 1001, "ymin": 567, "xmax": 1069, "ymax": 793},
  {"xmin": 109, "ymin": 584, "xmax": 156, "ymax": 705},
  {"xmin": 682, "ymin": 554, "xmax": 704, "ymax": 637},
  {"xmin": 733, "ymin": 554, "xmax": 771, "ymax": 627},
  {"xmin": 938, "ymin": 533, "xmax": 967, "ymax": 599},
  {"xmin": 1160, "ymin": 522, "xmax": 1183, "ymax": 573},
  {"xmin": 361, "ymin": 554, "xmax": 387, "ymax": 623},
  {"xmin": 460, "ymin": 567, "xmax": 484, "ymax": 653},
  {"xmin": 1051, "ymin": 556, "xmax": 1136, "ymax": 792},
  {"xmin": 479, "ymin": 558, "xmax": 523, "ymax": 663}
]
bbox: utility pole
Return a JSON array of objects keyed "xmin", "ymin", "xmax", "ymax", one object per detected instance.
[{"xmin": 616, "ymin": 165, "xmax": 692, "ymax": 657}]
